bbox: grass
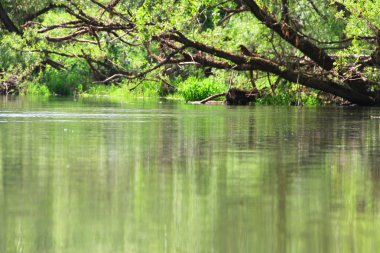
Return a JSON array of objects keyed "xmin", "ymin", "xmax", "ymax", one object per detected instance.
[
  {"xmin": 177, "ymin": 76, "xmax": 227, "ymax": 102},
  {"xmin": 20, "ymin": 70, "xmax": 321, "ymax": 106}
]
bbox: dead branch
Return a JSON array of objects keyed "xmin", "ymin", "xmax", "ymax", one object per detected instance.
[{"xmin": 200, "ymin": 92, "xmax": 226, "ymax": 104}]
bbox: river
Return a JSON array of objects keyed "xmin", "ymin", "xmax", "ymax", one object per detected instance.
[{"xmin": 0, "ymin": 96, "xmax": 380, "ymax": 253}]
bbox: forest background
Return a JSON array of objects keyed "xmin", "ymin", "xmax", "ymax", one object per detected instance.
[{"xmin": 0, "ymin": 0, "xmax": 379, "ymax": 105}]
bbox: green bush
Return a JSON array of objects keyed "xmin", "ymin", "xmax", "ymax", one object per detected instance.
[
  {"xmin": 256, "ymin": 93, "xmax": 320, "ymax": 106},
  {"xmin": 39, "ymin": 59, "xmax": 91, "ymax": 96},
  {"xmin": 178, "ymin": 77, "xmax": 226, "ymax": 102},
  {"xmin": 256, "ymin": 93, "xmax": 294, "ymax": 105},
  {"xmin": 83, "ymin": 80, "xmax": 161, "ymax": 98},
  {"xmin": 24, "ymin": 83, "xmax": 51, "ymax": 96},
  {"xmin": 301, "ymin": 94, "xmax": 320, "ymax": 106}
]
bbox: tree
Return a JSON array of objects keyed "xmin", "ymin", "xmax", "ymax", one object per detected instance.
[
  {"xmin": 0, "ymin": 0, "xmax": 379, "ymax": 105},
  {"xmin": 153, "ymin": 0, "xmax": 380, "ymax": 105}
]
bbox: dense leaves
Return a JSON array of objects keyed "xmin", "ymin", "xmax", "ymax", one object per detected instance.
[{"xmin": 0, "ymin": 0, "xmax": 379, "ymax": 104}]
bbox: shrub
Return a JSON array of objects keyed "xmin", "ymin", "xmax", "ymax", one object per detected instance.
[
  {"xmin": 256, "ymin": 93, "xmax": 320, "ymax": 106},
  {"xmin": 39, "ymin": 59, "xmax": 91, "ymax": 96},
  {"xmin": 24, "ymin": 83, "xmax": 51, "ymax": 96},
  {"xmin": 178, "ymin": 77, "xmax": 226, "ymax": 102}
]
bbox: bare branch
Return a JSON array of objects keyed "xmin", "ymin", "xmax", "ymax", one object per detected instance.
[{"xmin": 200, "ymin": 92, "xmax": 226, "ymax": 103}]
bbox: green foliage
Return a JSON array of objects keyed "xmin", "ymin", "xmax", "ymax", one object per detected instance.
[
  {"xmin": 38, "ymin": 59, "xmax": 91, "ymax": 96},
  {"xmin": 301, "ymin": 94, "xmax": 320, "ymax": 106},
  {"xmin": 0, "ymin": 33, "xmax": 39, "ymax": 70},
  {"xmin": 0, "ymin": 0, "xmax": 379, "ymax": 104},
  {"xmin": 83, "ymin": 80, "xmax": 161, "ymax": 98},
  {"xmin": 256, "ymin": 93, "xmax": 296, "ymax": 105},
  {"xmin": 1, "ymin": 0, "xmax": 54, "ymax": 26},
  {"xmin": 256, "ymin": 93, "xmax": 320, "ymax": 106},
  {"xmin": 178, "ymin": 77, "xmax": 226, "ymax": 102},
  {"xmin": 23, "ymin": 83, "xmax": 51, "ymax": 96}
]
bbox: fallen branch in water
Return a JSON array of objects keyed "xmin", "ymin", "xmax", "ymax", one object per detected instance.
[{"xmin": 200, "ymin": 92, "xmax": 226, "ymax": 104}]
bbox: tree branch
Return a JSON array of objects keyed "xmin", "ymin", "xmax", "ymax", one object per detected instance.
[
  {"xmin": 0, "ymin": 2, "xmax": 22, "ymax": 34},
  {"xmin": 242, "ymin": 0, "xmax": 334, "ymax": 70},
  {"xmin": 160, "ymin": 32, "xmax": 375, "ymax": 105},
  {"xmin": 23, "ymin": 4, "xmax": 64, "ymax": 24},
  {"xmin": 200, "ymin": 92, "xmax": 226, "ymax": 104},
  {"xmin": 306, "ymin": 0, "xmax": 325, "ymax": 19}
]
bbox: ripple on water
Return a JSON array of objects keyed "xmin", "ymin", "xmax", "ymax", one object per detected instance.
[{"xmin": 0, "ymin": 111, "xmax": 174, "ymax": 123}]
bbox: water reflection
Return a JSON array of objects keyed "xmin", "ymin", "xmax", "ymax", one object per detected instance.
[{"xmin": 1, "ymin": 97, "xmax": 380, "ymax": 253}]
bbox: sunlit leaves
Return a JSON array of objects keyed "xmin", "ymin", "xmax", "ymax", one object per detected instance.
[{"xmin": 1, "ymin": 0, "xmax": 380, "ymax": 99}]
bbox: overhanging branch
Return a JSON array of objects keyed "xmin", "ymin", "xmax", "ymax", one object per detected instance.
[
  {"xmin": 242, "ymin": 0, "xmax": 334, "ymax": 70},
  {"xmin": 0, "ymin": 2, "xmax": 22, "ymax": 34}
]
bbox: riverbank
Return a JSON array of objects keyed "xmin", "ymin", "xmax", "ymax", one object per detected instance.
[{"xmin": 8, "ymin": 80, "xmax": 323, "ymax": 106}]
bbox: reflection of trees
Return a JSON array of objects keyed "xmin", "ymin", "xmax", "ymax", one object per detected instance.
[
  {"xmin": 213, "ymin": 106, "xmax": 380, "ymax": 251},
  {"xmin": 1, "ymin": 101, "xmax": 380, "ymax": 252}
]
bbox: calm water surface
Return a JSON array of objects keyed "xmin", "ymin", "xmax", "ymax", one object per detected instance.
[{"xmin": 1, "ymin": 96, "xmax": 380, "ymax": 253}]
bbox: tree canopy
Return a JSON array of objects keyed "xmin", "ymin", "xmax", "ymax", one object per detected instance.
[{"xmin": 0, "ymin": 0, "xmax": 379, "ymax": 105}]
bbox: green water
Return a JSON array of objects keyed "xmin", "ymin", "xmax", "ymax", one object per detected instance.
[{"xmin": 1, "ymin": 96, "xmax": 380, "ymax": 253}]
